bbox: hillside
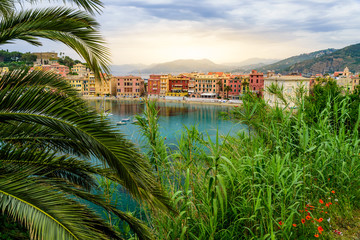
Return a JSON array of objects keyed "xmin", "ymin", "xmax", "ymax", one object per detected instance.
[
  {"xmin": 288, "ymin": 43, "xmax": 360, "ymax": 75},
  {"xmin": 257, "ymin": 48, "xmax": 337, "ymax": 73},
  {"xmin": 133, "ymin": 59, "xmax": 229, "ymax": 74}
]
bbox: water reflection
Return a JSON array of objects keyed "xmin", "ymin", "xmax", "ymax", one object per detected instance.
[{"xmin": 87, "ymin": 99, "xmax": 243, "ymax": 147}]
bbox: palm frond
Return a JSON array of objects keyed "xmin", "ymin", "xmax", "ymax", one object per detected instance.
[
  {"xmin": 27, "ymin": 0, "xmax": 103, "ymax": 15},
  {"xmin": 0, "ymin": 0, "xmax": 14, "ymax": 17},
  {"xmin": 0, "ymin": 169, "xmax": 122, "ymax": 240},
  {"xmin": 0, "ymin": 72, "xmax": 174, "ymax": 213},
  {"xmin": 0, "ymin": 7, "xmax": 110, "ymax": 78}
]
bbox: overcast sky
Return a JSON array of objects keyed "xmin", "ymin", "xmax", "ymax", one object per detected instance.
[{"xmin": 3, "ymin": 0, "xmax": 360, "ymax": 65}]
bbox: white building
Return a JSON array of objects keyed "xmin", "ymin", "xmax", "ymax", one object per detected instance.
[{"xmin": 264, "ymin": 75, "xmax": 310, "ymax": 107}]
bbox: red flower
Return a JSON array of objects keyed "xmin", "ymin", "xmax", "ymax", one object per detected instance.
[
  {"xmin": 319, "ymin": 199, "xmax": 324, "ymax": 204},
  {"xmin": 279, "ymin": 221, "xmax": 282, "ymax": 225},
  {"xmin": 293, "ymin": 224, "xmax": 297, "ymax": 227},
  {"xmin": 331, "ymin": 190, "xmax": 335, "ymax": 194},
  {"xmin": 318, "ymin": 226, "xmax": 324, "ymax": 233},
  {"xmin": 329, "ymin": 202, "xmax": 332, "ymax": 205},
  {"xmin": 306, "ymin": 215, "xmax": 311, "ymax": 220},
  {"xmin": 318, "ymin": 218, "xmax": 323, "ymax": 223},
  {"xmin": 325, "ymin": 203, "xmax": 329, "ymax": 207},
  {"xmin": 315, "ymin": 234, "xmax": 319, "ymax": 238},
  {"xmin": 301, "ymin": 219, "xmax": 306, "ymax": 224},
  {"xmin": 307, "ymin": 212, "xmax": 310, "ymax": 216}
]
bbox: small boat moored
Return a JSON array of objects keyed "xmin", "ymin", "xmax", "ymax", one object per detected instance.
[{"xmin": 116, "ymin": 121, "xmax": 127, "ymax": 125}]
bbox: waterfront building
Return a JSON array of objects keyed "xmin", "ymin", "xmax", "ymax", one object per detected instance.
[
  {"xmin": 66, "ymin": 75, "xmax": 85, "ymax": 93},
  {"xmin": 193, "ymin": 73, "xmax": 220, "ymax": 98},
  {"xmin": 264, "ymin": 75, "xmax": 310, "ymax": 107},
  {"xmin": 249, "ymin": 70, "xmax": 264, "ymax": 96},
  {"xmin": 227, "ymin": 75, "xmax": 243, "ymax": 99},
  {"xmin": 160, "ymin": 75, "xmax": 169, "ymax": 97},
  {"xmin": 32, "ymin": 52, "xmax": 59, "ymax": 65},
  {"xmin": 167, "ymin": 75, "xmax": 190, "ymax": 97},
  {"xmin": 113, "ymin": 75, "xmax": 144, "ymax": 98},
  {"xmin": 148, "ymin": 74, "xmax": 161, "ymax": 96},
  {"xmin": 82, "ymin": 72, "xmax": 96, "ymax": 96}
]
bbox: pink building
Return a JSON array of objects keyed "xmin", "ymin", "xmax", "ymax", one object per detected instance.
[
  {"xmin": 249, "ymin": 70, "xmax": 264, "ymax": 96},
  {"xmin": 114, "ymin": 75, "xmax": 144, "ymax": 98},
  {"xmin": 227, "ymin": 75, "xmax": 243, "ymax": 99},
  {"xmin": 42, "ymin": 62, "xmax": 69, "ymax": 77}
]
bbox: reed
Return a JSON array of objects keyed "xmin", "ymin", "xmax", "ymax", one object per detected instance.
[{"xmin": 138, "ymin": 87, "xmax": 360, "ymax": 239}]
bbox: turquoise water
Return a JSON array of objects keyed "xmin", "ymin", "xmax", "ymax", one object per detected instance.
[
  {"xmin": 87, "ymin": 99, "xmax": 245, "ymax": 219},
  {"xmin": 89, "ymin": 99, "xmax": 245, "ymax": 147}
]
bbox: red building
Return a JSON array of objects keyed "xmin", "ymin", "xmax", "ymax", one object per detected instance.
[
  {"xmin": 227, "ymin": 75, "xmax": 243, "ymax": 99},
  {"xmin": 114, "ymin": 75, "xmax": 144, "ymax": 98},
  {"xmin": 148, "ymin": 74, "xmax": 161, "ymax": 95},
  {"xmin": 168, "ymin": 75, "xmax": 189, "ymax": 95},
  {"xmin": 249, "ymin": 70, "xmax": 264, "ymax": 96}
]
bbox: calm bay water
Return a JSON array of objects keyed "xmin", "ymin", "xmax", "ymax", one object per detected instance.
[
  {"xmin": 87, "ymin": 99, "xmax": 245, "ymax": 217},
  {"xmin": 88, "ymin": 99, "xmax": 245, "ymax": 147}
]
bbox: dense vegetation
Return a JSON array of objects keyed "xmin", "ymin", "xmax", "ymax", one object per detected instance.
[{"xmin": 130, "ymin": 80, "xmax": 360, "ymax": 239}]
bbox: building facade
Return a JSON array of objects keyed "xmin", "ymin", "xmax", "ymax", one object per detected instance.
[
  {"xmin": 148, "ymin": 74, "xmax": 161, "ymax": 95},
  {"xmin": 264, "ymin": 75, "xmax": 310, "ymax": 107},
  {"xmin": 32, "ymin": 52, "xmax": 59, "ymax": 65},
  {"xmin": 114, "ymin": 76, "xmax": 144, "ymax": 98},
  {"xmin": 249, "ymin": 70, "xmax": 264, "ymax": 96}
]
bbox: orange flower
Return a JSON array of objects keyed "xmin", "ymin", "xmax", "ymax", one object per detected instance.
[
  {"xmin": 301, "ymin": 219, "xmax": 306, "ymax": 224},
  {"xmin": 318, "ymin": 218, "xmax": 323, "ymax": 223},
  {"xmin": 318, "ymin": 226, "xmax": 324, "ymax": 233},
  {"xmin": 293, "ymin": 224, "xmax": 297, "ymax": 227},
  {"xmin": 279, "ymin": 221, "xmax": 282, "ymax": 225},
  {"xmin": 319, "ymin": 199, "xmax": 324, "ymax": 204},
  {"xmin": 331, "ymin": 190, "xmax": 335, "ymax": 194},
  {"xmin": 306, "ymin": 215, "xmax": 311, "ymax": 220},
  {"xmin": 329, "ymin": 202, "xmax": 332, "ymax": 205},
  {"xmin": 325, "ymin": 203, "xmax": 329, "ymax": 207},
  {"xmin": 315, "ymin": 234, "xmax": 319, "ymax": 238}
]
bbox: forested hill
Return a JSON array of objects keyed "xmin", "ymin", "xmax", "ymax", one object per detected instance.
[
  {"xmin": 287, "ymin": 43, "xmax": 360, "ymax": 75},
  {"xmin": 257, "ymin": 48, "xmax": 337, "ymax": 73}
]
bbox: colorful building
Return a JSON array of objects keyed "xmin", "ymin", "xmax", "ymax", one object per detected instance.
[
  {"xmin": 113, "ymin": 75, "xmax": 144, "ymax": 98},
  {"xmin": 167, "ymin": 75, "xmax": 190, "ymax": 97},
  {"xmin": 42, "ymin": 62, "xmax": 69, "ymax": 77},
  {"xmin": 71, "ymin": 63, "xmax": 88, "ymax": 77},
  {"xmin": 249, "ymin": 70, "xmax": 264, "ymax": 96},
  {"xmin": 148, "ymin": 74, "xmax": 161, "ymax": 96}
]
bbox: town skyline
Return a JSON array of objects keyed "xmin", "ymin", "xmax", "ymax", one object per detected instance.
[{"xmin": 4, "ymin": 0, "xmax": 360, "ymax": 65}]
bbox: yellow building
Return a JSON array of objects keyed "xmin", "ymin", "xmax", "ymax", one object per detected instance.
[
  {"xmin": 160, "ymin": 75, "xmax": 170, "ymax": 97},
  {"xmin": 66, "ymin": 75, "xmax": 85, "ymax": 93},
  {"xmin": 0, "ymin": 67, "xmax": 9, "ymax": 75},
  {"xmin": 71, "ymin": 63, "xmax": 88, "ymax": 77}
]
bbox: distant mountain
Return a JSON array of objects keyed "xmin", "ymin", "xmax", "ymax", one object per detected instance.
[
  {"xmin": 257, "ymin": 48, "xmax": 337, "ymax": 73},
  {"xmin": 225, "ymin": 58, "xmax": 279, "ymax": 67},
  {"xmin": 228, "ymin": 58, "xmax": 279, "ymax": 71},
  {"xmin": 133, "ymin": 59, "xmax": 229, "ymax": 74},
  {"xmin": 110, "ymin": 64, "xmax": 149, "ymax": 76},
  {"xmin": 288, "ymin": 43, "xmax": 360, "ymax": 75}
]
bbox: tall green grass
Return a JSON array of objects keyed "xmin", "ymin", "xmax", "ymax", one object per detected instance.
[{"xmin": 136, "ymin": 91, "xmax": 360, "ymax": 239}]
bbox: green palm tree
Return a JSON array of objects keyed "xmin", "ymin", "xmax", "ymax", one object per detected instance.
[
  {"xmin": 0, "ymin": 1, "xmax": 172, "ymax": 239},
  {"xmin": 224, "ymin": 85, "xmax": 232, "ymax": 99}
]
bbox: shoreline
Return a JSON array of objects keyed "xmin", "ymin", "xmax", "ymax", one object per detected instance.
[{"xmin": 82, "ymin": 96, "xmax": 241, "ymax": 107}]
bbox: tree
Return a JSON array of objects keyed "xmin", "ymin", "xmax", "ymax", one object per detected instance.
[
  {"xmin": 0, "ymin": 0, "xmax": 172, "ymax": 239},
  {"xmin": 20, "ymin": 52, "xmax": 37, "ymax": 64},
  {"xmin": 216, "ymin": 80, "xmax": 223, "ymax": 98},
  {"xmin": 224, "ymin": 85, "xmax": 232, "ymax": 99}
]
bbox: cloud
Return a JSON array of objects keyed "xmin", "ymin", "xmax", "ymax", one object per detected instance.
[{"xmin": 4, "ymin": 0, "xmax": 360, "ymax": 65}]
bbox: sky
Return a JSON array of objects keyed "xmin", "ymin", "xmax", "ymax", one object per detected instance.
[{"xmin": 3, "ymin": 0, "xmax": 360, "ymax": 65}]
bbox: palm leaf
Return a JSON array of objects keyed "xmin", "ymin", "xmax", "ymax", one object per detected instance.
[
  {"xmin": 0, "ymin": 70, "xmax": 174, "ymax": 213},
  {"xmin": 0, "ymin": 168, "xmax": 122, "ymax": 240},
  {"xmin": 0, "ymin": 7, "xmax": 110, "ymax": 79}
]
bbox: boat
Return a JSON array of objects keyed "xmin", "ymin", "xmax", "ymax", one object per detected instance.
[
  {"xmin": 122, "ymin": 118, "xmax": 130, "ymax": 122},
  {"xmin": 116, "ymin": 121, "xmax": 127, "ymax": 125}
]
